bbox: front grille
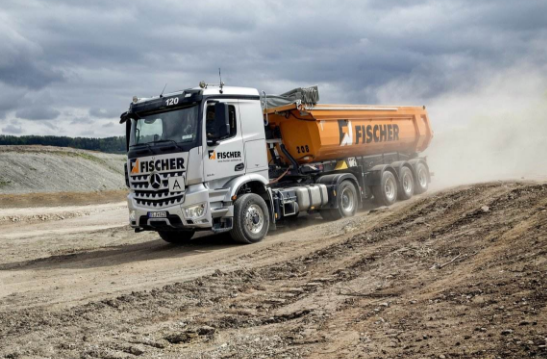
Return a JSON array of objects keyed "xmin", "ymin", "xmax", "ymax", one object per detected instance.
[{"xmin": 130, "ymin": 171, "xmax": 185, "ymax": 208}]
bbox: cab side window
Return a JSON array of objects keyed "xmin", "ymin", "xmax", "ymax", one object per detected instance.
[
  {"xmin": 227, "ymin": 105, "xmax": 237, "ymax": 137},
  {"xmin": 206, "ymin": 104, "xmax": 237, "ymax": 140}
]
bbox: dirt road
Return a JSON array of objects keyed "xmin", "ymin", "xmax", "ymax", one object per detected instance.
[
  {"xmin": 0, "ymin": 193, "xmax": 385, "ymax": 312},
  {"xmin": 1, "ymin": 182, "xmax": 546, "ymax": 358}
]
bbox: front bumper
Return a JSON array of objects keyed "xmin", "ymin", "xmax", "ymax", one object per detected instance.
[
  {"xmin": 127, "ymin": 183, "xmax": 234, "ymax": 232},
  {"xmin": 128, "ymin": 183, "xmax": 212, "ymax": 230}
]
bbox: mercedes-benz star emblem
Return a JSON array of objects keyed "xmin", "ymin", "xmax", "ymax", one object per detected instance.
[{"xmin": 149, "ymin": 173, "xmax": 162, "ymax": 189}]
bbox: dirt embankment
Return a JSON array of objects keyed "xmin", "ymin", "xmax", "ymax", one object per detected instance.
[
  {"xmin": 0, "ymin": 145, "xmax": 126, "ymax": 194},
  {"xmin": 1, "ymin": 181, "xmax": 546, "ymax": 358},
  {"xmin": 0, "ymin": 190, "xmax": 127, "ymax": 210}
]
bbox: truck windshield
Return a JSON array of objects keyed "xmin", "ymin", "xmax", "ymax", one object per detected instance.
[{"xmin": 129, "ymin": 105, "xmax": 199, "ymax": 147}]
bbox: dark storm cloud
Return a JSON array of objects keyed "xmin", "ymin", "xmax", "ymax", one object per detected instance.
[
  {"xmin": 101, "ymin": 122, "xmax": 115, "ymax": 128},
  {"xmin": 0, "ymin": 19, "xmax": 64, "ymax": 90},
  {"xmin": 70, "ymin": 116, "xmax": 93, "ymax": 125},
  {"xmin": 0, "ymin": 87, "xmax": 24, "ymax": 120},
  {"xmin": 15, "ymin": 107, "xmax": 61, "ymax": 121},
  {"xmin": 0, "ymin": 0, "xmax": 546, "ymax": 136},
  {"xmin": 42, "ymin": 121, "xmax": 59, "ymax": 131},
  {"xmin": 89, "ymin": 108, "xmax": 120, "ymax": 119},
  {"xmin": 2, "ymin": 121, "xmax": 23, "ymax": 134},
  {"xmin": 0, "ymin": 64, "xmax": 64, "ymax": 90}
]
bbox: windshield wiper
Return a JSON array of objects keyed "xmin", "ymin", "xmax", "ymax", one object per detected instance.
[
  {"xmin": 131, "ymin": 142, "xmax": 154, "ymax": 153},
  {"xmin": 153, "ymin": 139, "xmax": 183, "ymax": 151}
]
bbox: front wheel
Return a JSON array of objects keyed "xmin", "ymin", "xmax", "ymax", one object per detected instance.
[
  {"xmin": 159, "ymin": 230, "xmax": 195, "ymax": 244},
  {"xmin": 230, "ymin": 193, "xmax": 270, "ymax": 244}
]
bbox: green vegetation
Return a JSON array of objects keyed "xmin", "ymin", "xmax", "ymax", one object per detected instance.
[
  {"xmin": 75, "ymin": 152, "xmax": 105, "ymax": 164},
  {"xmin": 0, "ymin": 179, "xmax": 12, "ymax": 188},
  {"xmin": 76, "ymin": 153, "xmax": 124, "ymax": 174},
  {"xmin": 0, "ymin": 135, "xmax": 126, "ymax": 154}
]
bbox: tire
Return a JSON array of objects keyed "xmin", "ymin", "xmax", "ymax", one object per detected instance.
[
  {"xmin": 159, "ymin": 230, "xmax": 195, "ymax": 244},
  {"xmin": 414, "ymin": 162, "xmax": 430, "ymax": 194},
  {"xmin": 398, "ymin": 166, "xmax": 415, "ymax": 200},
  {"xmin": 373, "ymin": 171, "xmax": 398, "ymax": 207},
  {"xmin": 230, "ymin": 193, "xmax": 270, "ymax": 244},
  {"xmin": 325, "ymin": 180, "xmax": 359, "ymax": 220}
]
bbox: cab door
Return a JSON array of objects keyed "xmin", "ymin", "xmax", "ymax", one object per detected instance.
[{"xmin": 203, "ymin": 100, "xmax": 245, "ymax": 183}]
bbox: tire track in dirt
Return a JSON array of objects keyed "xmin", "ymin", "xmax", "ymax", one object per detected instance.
[
  {"xmin": 1, "ymin": 182, "xmax": 546, "ymax": 359},
  {"xmin": 0, "ymin": 198, "xmax": 394, "ymax": 313}
]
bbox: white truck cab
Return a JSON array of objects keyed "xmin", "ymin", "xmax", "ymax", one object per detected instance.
[{"xmin": 121, "ymin": 85, "xmax": 273, "ymax": 244}]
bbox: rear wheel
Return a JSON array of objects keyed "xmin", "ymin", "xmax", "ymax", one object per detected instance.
[
  {"xmin": 398, "ymin": 166, "xmax": 415, "ymax": 200},
  {"xmin": 159, "ymin": 230, "xmax": 195, "ymax": 244},
  {"xmin": 322, "ymin": 180, "xmax": 358, "ymax": 220},
  {"xmin": 230, "ymin": 193, "xmax": 270, "ymax": 244},
  {"xmin": 373, "ymin": 171, "xmax": 398, "ymax": 207},
  {"xmin": 414, "ymin": 162, "xmax": 430, "ymax": 194}
]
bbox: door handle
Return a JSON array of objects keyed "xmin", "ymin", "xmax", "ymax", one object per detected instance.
[{"xmin": 235, "ymin": 163, "xmax": 245, "ymax": 171}]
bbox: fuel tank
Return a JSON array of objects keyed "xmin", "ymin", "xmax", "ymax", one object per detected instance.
[{"xmin": 265, "ymin": 104, "xmax": 433, "ymax": 165}]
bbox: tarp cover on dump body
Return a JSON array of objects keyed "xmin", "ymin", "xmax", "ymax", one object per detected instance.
[{"xmin": 262, "ymin": 86, "xmax": 320, "ymax": 110}]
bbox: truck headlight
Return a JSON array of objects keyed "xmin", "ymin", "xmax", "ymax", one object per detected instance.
[
  {"xmin": 184, "ymin": 203, "xmax": 206, "ymax": 219},
  {"xmin": 129, "ymin": 210, "xmax": 136, "ymax": 221}
]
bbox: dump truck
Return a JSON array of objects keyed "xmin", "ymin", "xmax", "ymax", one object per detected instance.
[{"xmin": 119, "ymin": 84, "xmax": 432, "ymax": 244}]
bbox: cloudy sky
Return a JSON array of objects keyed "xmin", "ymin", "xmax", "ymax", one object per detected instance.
[{"xmin": 0, "ymin": 0, "xmax": 546, "ymax": 138}]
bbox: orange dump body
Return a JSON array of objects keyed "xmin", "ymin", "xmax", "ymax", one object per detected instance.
[{"xmin": 265, "ymin": 104, "xmax": 432, "ymax": 165}]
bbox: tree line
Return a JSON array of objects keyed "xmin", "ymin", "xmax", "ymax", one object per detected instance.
[{"xmin": 0, "ymin": 135, "xmax": 126, "ymax": 154}]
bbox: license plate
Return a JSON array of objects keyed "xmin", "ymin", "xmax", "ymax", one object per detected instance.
[{"xmin": 148, "ymin": 211, "xmax": 167, "ymax": 218}]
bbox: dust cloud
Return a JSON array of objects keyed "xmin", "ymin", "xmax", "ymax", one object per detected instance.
[{"xmin": 421, "ymin": 65, "xmax": 547, "ymax": 190}]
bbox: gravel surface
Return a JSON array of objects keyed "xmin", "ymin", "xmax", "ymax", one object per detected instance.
[
  {"xmin": 1, "ymin": 181, "xmax": 546, "ymax": 358},
  {"xmin": 0, "ymin": 145, "xmax": 125, "ymax": 194}
]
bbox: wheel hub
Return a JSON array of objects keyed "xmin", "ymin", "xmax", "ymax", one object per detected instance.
[
  {"xmin": 418, "ymin": 169, "xmax": 427, "ymax": 187},
  {"xmin": 385, "ymin": 178, "xmax": 396, "ymax": 201},
  {"xmin": 245, "ymin": 204, "xmax": 264, "ymax": 234},
  {"xmin": 403, "ymin": 173, "xmax": 412, "ymax": 193},
  {"xmin": 252, "ymin": 214, "xmax": 260, "ymax": 225},
  {"xmin": 342, "ymin": 195, "xmax": 350, "ymax": 207},
  {"xmin": 340, "ymin": 187, "xmax": 355, "ymax": 213}
]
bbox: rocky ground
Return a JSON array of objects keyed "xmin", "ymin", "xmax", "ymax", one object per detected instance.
[
  {"xmin": 0, "ymin": 146, "xmax": 126, "ymax": 194},
  {"xmin": 0, "ymin": 181, "xmax": 546, "ymax": 358}
]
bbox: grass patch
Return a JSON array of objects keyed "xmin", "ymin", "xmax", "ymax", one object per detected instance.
[
  {"xmin": 77, "ymin": 152, "xmax": 106, "ymax": 165},
  {"xmin": 0, "ymin": 179, "xmax": 12, "ymax": 188}
]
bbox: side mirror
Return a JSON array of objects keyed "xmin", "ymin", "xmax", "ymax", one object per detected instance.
[
  {"xmin": 119, "ymin": 111, "xmax": 129, "ymax": 124},
  {"xmin": 207, "ymin": 103, "xmax": 230, "ymax": 145},
  {"xmin": 125, "ymin": 120, "xmax": 131, "ymax": 152}
]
